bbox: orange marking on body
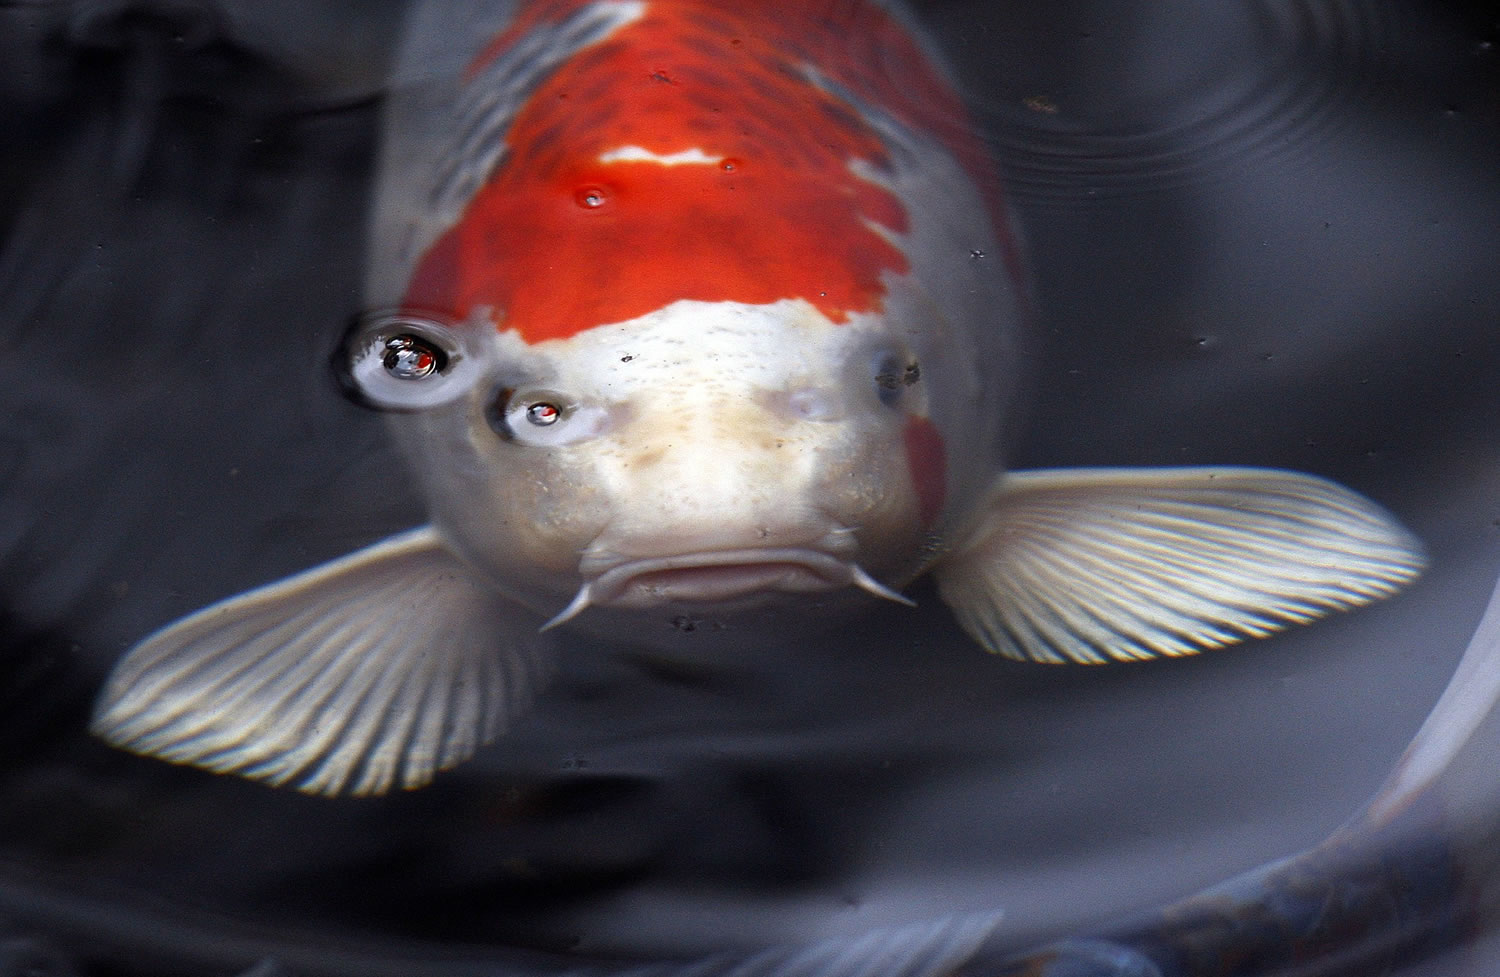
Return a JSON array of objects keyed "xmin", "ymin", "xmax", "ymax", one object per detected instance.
[
  {"xmin": 903, "ymin": 415, "xmax": 947, "ymax": 528},
  {"xmin": 408, "ymin": 0, "xmax": 1003, "ymax": 342}
]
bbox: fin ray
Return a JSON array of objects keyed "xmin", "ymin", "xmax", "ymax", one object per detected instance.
[
  {"xmin": 92, "ymin": 527, "xmax": 553, "ymax": 795},
  {"xmin": 936, "ymin": 467, "xmax": 1424, "ymax": 664}
]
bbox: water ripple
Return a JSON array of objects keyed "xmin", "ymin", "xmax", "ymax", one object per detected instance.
[{"xmin": 977, "ymin": 0, "xmax": 1403, "ymax": 200}]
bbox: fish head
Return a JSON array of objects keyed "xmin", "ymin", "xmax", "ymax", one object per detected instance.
[
  {"xmin": 339, "ymin": 0, "xmax": 1024, "ymax": 640},
  {"xmin": 344, "ymin": 285, "xmax": 1001, "ymax": 637}
]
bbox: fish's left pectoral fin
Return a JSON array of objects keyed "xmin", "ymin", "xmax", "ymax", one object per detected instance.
[
  {"xmin": 935, "ymin": 467, "xmax": 1425, "ymax": 664},
  {"xmin": 91, "ymin": 528, "xmax": 553, "ymax": 796}
]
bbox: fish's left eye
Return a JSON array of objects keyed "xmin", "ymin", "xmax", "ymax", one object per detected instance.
[{"xmin": 873, "ymin": 353, "xmax": 920, "ymax": 408}]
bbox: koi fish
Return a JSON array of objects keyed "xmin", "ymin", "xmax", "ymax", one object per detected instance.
[{"xmin": 91, "ymin": 0, "xmax": 1424, "ymax": 796}]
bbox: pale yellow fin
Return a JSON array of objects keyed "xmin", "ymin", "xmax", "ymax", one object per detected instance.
[
  {"xmin": 596, "ymin": 912, "xmax": 1003, "ymax": 977},
  {"xmin": 934, "ymin": 467, "xmax": 1425, "ymax": 664},
  {"xmin": 91, "ymin": 528, "xmax": 551, "ymax": 795}
]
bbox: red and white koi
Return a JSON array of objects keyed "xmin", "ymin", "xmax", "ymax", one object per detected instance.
[{"xmin": 93, "ymin": 0, "xmax": 1424, "ymax": 796}]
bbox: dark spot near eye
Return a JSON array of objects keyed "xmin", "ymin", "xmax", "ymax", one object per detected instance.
[
  {"xmin": 876, "ymin": 361, "xmax": 919, "ymax": 390},
  {"xmin": 486, "ymin": 387, "xmax": 515, "ymax": 437},
  {"xmin": 621, "ymin": 354, "xmax": 635, "ymax": 362},
  {"xmin": 875, "ymin": 357, "xmax": 920, "ymax": 408}
]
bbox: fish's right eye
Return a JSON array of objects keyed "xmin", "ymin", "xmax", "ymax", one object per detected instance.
[
  {"xmin": 342, "ymin": 312, "xmax": 484, "ymax": 411},
  {"xmin": 490, "ymin": 388, "xmax": 608, "ymax": 446}
]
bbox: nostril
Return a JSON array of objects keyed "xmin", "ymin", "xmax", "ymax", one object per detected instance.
[{"xmin": 782, "ymin": 388, "xmax": 837, "ymax": 422}]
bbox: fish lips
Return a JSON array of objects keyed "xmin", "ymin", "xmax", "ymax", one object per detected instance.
[
  {"xmin": 593, "ymin": 548, "xmax": 858, "ymax": 609},
  {"xmin": 539, "ymin": 549, "xmax": 916, "ymax": 631}
]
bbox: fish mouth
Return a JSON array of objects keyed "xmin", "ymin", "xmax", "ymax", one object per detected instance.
[{"xmin": 541, "ymin": 548, "xmax": 913, "ymax": 631}]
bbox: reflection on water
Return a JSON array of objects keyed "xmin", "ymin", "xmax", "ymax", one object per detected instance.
[
  {"xmin": 1, "ymin": 0, "xmax": 1498, "ymax": 974},
  {"xmin": 977, "ymin": 1, "xmax": 1415, "ymax": 194}
]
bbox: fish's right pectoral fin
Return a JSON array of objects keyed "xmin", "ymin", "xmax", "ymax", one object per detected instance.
[
  {"xmin": 935, "ymin": 466, "xmax": 1425, "ymax": 664},
  {"xmin": 91, "ymin": 527, "xmax": 553, "ymax": 796}
]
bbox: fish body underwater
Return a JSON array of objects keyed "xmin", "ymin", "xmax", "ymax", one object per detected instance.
[{"xmin": 92, "ymin": 0, "xmax": 1424, "ymax": 796}]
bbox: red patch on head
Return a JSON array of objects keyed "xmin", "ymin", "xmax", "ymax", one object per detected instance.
[
  {"xmin": 406, "ymin": 0, "xmax": 1005, "ymax": 341},
  {"xmin": 902, "ymin": 416, "xmax": 947, "ymax": 528}
]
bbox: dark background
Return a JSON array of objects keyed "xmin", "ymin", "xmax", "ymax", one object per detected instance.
[{"xmin": 1, "ymin": 0, "xmax": 1498, "ymax": 972}]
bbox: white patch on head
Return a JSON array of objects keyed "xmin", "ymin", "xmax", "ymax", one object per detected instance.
[
  {"xmin": 465, "ymin": 298, "xmax": 904, "ymax": 571},
  {"xmin": 597, "ymin": 145, "xmax": 723, "ymax": 166},
  {"xmin": 532, "ymin": 298, "xmax": 861, "ymax": 392}
]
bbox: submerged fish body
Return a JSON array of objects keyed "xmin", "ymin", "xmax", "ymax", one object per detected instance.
[
  {"xmin": 362, "ymin": 0, "xmax": 1022, "ymax": 631},
  {"xmin": 93, "ymin": 0, "xmax": 1424, "ymax": 796}
]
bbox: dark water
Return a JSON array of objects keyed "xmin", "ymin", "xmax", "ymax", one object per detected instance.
[{"xmin": 1, "ymin": 0, "xmax": 1498, "ymax": 974}]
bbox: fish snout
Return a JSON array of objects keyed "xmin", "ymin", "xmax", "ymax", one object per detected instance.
[
  {"xmin": 588, "ymin": 546, "xmax": 858, "ymax": 608},
  {"xmin": 547, "ymin": 386, "xmax": 925, "ymax": 623},
  {"xmin": 541, "ymin": 519, "xmax": 910, "ymax": 629},
  {"xmin": 597, "ymin": 389, "xmax": 845, "ymax": 520}
]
